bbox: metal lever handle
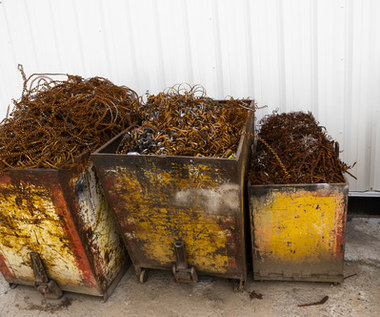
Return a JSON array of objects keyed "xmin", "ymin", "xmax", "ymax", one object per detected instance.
[
  {"xmin": 29, "ymin": 252, "xmax": 63, "ymax": 299},
  {"xmin": 174, "ymin": 240, "xmax": 188, "ymax": 270}
]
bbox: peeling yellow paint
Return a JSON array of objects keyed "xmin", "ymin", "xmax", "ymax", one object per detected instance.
[
  {"xmin": 113, "ymin": 165, "xmax": 237, "ymax": 273},
  {"xmin": 252, "ymin": 190, "xmax": 344, "ymax": 264},
  {"xmin": 0, "ymin": 183, "xmax": 82, "ymax": 286}
]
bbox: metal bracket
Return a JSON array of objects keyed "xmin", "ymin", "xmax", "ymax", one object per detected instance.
[
  {"xmin": 233, "ymin": 279, "xmax": 245, "ymax": 292},
  {"xmin": 30, "ymin": 252, "xmax": 63, "ymax": 299},
  {"xmin": 172, "ymin": 241, "xmax": 198, "ymax": 283},
  {"xmin": 335, "ymin": 142, "xmax": 340, "ymax": 156}
]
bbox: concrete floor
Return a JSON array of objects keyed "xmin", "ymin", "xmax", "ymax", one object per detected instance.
[{"xmin": 1, "ymin": 217, "xmax": 379, "ymax": 317}]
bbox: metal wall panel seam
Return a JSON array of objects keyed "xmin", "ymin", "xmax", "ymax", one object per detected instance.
[
  {"xmin": 72, "ymin": 0, "xmax": 87, "ymax": 74},
  {"xmin": 98, "ymin": 0, "xmax": 114, "ymax": 79},
  {"xmin": 181, "ymin": 0, "xmax": 194, "ymax": 83},
  {"xmin": 211, "ymin": 0, "xmax": 224, "ymax": 97},
  {"xmin": 343, "ymin": 0, "xmax": 355, "ymax": 189},
  {"xmin": 0, "ymin": 0, "xmax": 378, "ymax": 192},
  {"xmin": 47, "ymin": 1, "xmax": 64, "ymax": 70},
  {"xmin": 152, "ymin": 0, "xmax": 166, "ymax": 88},
  {"xmin": 276, "ymin": 0, "xmax": 287, "ymax": 112},
  {"xmin": 243, "ymin": 0, "xmax": 255, "ymax": 100}
]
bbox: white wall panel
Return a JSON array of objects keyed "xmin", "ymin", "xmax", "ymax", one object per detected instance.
[{"xmin": 0, "ymin": 0, "xmax": 379, "ymax": 192}]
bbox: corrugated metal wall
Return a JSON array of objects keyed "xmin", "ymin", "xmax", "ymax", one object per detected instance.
[{"xmin": 0, "ymin": 0, "xmax": 379, "ymax": 193}]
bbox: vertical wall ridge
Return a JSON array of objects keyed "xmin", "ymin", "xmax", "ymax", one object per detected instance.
[{"xmin": 0, "ymin": 0, "xmax": 378, "ymax": 192}]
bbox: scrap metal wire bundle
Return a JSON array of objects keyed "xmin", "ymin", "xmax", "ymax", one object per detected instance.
[
  {"xmin": 117, "ymin": 84, "xmax": 251, "ymax": 158},
  {"xmin": 0, "ymin": 65, "xmax": 140, "ymax": 173},
  {"xmin": 249, "ymin": 111, "xmax": 355, "ymax": 184}
]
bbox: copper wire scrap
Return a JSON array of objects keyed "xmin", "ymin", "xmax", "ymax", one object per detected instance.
[
  {"xmin": 117, "ymin": 84, "xmax": 252, "ymax": 158},
  {"xmin": 0, "ymin": 65, "xmax": 140, "ymax": 173},
  {"xmin": 248, "ymin": 111, "xmax": 356, "ymax": 184}
]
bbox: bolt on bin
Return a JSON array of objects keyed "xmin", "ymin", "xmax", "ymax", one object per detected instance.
[
  {"xmin": 0, "ymin": 154, "xmax": 128, "ymax": 300},
  {"xmin": 91, "ymin": 101, "xmax": 255, "ymax": 289}
]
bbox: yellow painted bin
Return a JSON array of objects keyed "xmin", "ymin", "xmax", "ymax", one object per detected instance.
[
  {"xmin": 92, "ymin": 104, "xmax": 255, "ymax": 287},
  {"xmin": 248, "ymin": 180, "xmax": 349, "ymax": 283},
  {"xmin": 0, "ymin": 154, "xmax": 128, "ymax": 300}
]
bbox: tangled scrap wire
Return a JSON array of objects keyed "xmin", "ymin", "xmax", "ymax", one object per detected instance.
[
  {"xmin": 117, "ymin": 84, "xmax": 252, "ymax": 158},
  {"xmin": 248, "ymin": 111, "xmax": 356, "ymax": 184},
  {"xmin": 0, "ymin": 65, "xmax": 140, "ymax": 173}
]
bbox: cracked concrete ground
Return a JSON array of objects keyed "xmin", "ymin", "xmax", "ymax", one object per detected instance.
[{"xmin": 1, "ymin": 217, "xmax": 379, "ymax": 317}]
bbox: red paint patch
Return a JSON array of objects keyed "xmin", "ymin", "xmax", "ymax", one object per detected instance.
[
  {"xmin": 90, "ymin": 242, "xmax": 106, "ymax": 284},
  {"xmin": 218, "ymin": 218, "xmax": 239, "ymax": 269},
  {"xmin": 51, "ymin": 184, "xmax": 97, "ymax": 287},
  {"xmin": 0, "ymin": 252, "xmax": 15, "ymax": 281},
  {"xmin": 334, "ymin": 195, "xmax": 347, "ymax": 260},
  {"xmin": 228, "ymin": 256, "xmax": 238, "ymax": 269},
  {"xmin": 0, "ymin": 175, "xmax": 11, "ymax": 186}
]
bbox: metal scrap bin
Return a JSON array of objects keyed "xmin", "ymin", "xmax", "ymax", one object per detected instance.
[
  {"xmin": 248, "ymin": 179, "xmax": 349, "ymax": 283},
  {"xmin": 0, "ymin": 154, "xmax": 127, "ymax": 300},
  {"xmin": 91, "ymin": 103, "xmax": 255, "ymax": 287}
]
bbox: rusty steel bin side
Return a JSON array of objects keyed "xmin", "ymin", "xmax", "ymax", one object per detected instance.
[
  {"xmin": 248, "ymin": 180, "xmax": 349, "ymax": 283},
  {"xmin": 0, "ymin": 155, "xmax": 127, "ymax": 299},
  {"xmin": 92, "ymin": 107, "xmax": 254, "ymax": 283}
]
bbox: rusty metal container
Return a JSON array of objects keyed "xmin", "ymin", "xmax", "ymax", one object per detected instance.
[
  {"xmin": 248, "ymin": 179, "xmax": 349, "ymax": 283},
  {"xmin": 91, "ymin": 104, "xmax": 254, "ymax": 287},
  {"xmin": 0, "ymin": 154, "xmax": 127, "ymax": 300}
]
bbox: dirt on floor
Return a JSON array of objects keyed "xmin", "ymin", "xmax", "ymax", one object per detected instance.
[{"xmin": 0, "ymin": 218, "xmax": 379, "ymax": 317}]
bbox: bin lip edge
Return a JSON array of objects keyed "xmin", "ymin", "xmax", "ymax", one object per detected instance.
[
  {"xmin": 0, "ymin": 152, "xmax": 90, "ymax": 174},
  {"xmin": 93, "ymin": 150, "xmax": 239, "ymax": 163},
  {"xmin": 92, "ymin": 100, "xmax": 255, "ymax": 163},
  {"xmin": 247, "ymin": 175, "xmax": 349, "ymax": 188}
]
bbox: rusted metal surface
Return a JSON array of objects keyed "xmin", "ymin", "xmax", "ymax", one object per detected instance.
[
  {"xmin": 0, "ymin": 155, "xmax": 127, "ymax": 298},
  {"xmin": 92, "ymin": 104, "xmax": 255, "ymax": 284},
  {"xmin": 248, "ymin": 179, "xmax": 349, "ymax": 283}
]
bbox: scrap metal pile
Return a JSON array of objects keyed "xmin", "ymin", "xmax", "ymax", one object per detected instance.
[
  {"xmin": 117, "ymin": 84, "xmax": 251, "ymax": 158},
  {"xmin": 0, "ymin": 65, "xmax": 140, "ymax": 173},
  {"xmin": 249, "ymin": 111, "xmax": 355, "ymax": 184}
]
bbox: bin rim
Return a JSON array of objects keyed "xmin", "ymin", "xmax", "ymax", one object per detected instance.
[
  {"xmin": 92, "ymin": 100, "xmax": 255, "ymax": 163},
  {"xmin": 248, "ymin": 175, "xmax": 349, "ymax": 188},
  {"xmin": 0, "ymin": 151, "xmax": 90, "ymax": 174}
]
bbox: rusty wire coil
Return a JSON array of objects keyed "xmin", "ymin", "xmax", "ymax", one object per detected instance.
[
  {"xmin": 248, "ymin": 111, "xmax": 356, "ymax": 184},
  {"xmin": 117, "ymin": 84, "xmax": 251, "ymax": 158},
  {"xmin": 0, "ymin": 65, "xmax": 140, "ymax": 173}
]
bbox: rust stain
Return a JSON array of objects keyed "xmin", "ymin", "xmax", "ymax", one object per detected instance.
[
  {"xmin": 0, "ymin": 181, "xmax": 83, "ymax": 286},
  {"xmin": 70, "ymin": 163, "xmax": 125, "ymax": 288},
  {"xmin": 0, "ymin": 251, "xmax": 14, "ymax": 280},
  {"xmin": 333, "ymin": 193, "xmax": 347, "ymax": 259},
  {"xmin": 0, "ymin": 159, "xmax": 126, "ymax": 296},
  {"xmin": 107, "ymin": 163, "xmax": 240, "ymax": 274},
  {"xmin": 50, "ymin": 183, "xmax": 97, "ymax": 287},
  {"xmin": 0, "ymin": 175, "xmax": 11, "ymax": 186}
]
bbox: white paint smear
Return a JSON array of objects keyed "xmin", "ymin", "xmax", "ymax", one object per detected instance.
[{"xmin": 175, "ymin": 184, "xmax": 240, "ymax": 214}]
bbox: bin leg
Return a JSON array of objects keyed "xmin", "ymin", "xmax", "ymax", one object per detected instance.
[
  {"xmin": 30, "ymin": 252, "xmax": 62, "ymax": 299},
  {"xmin": 233, "ymin": 279, "xmax": 245, "ymax": 292},
  {"xmin": 135, "ymin": 267, "xmax": 148, "ymax": 283},
  {"xmin": 172, "ymin": 241, "xmax": 198, "ymax": 283}
]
